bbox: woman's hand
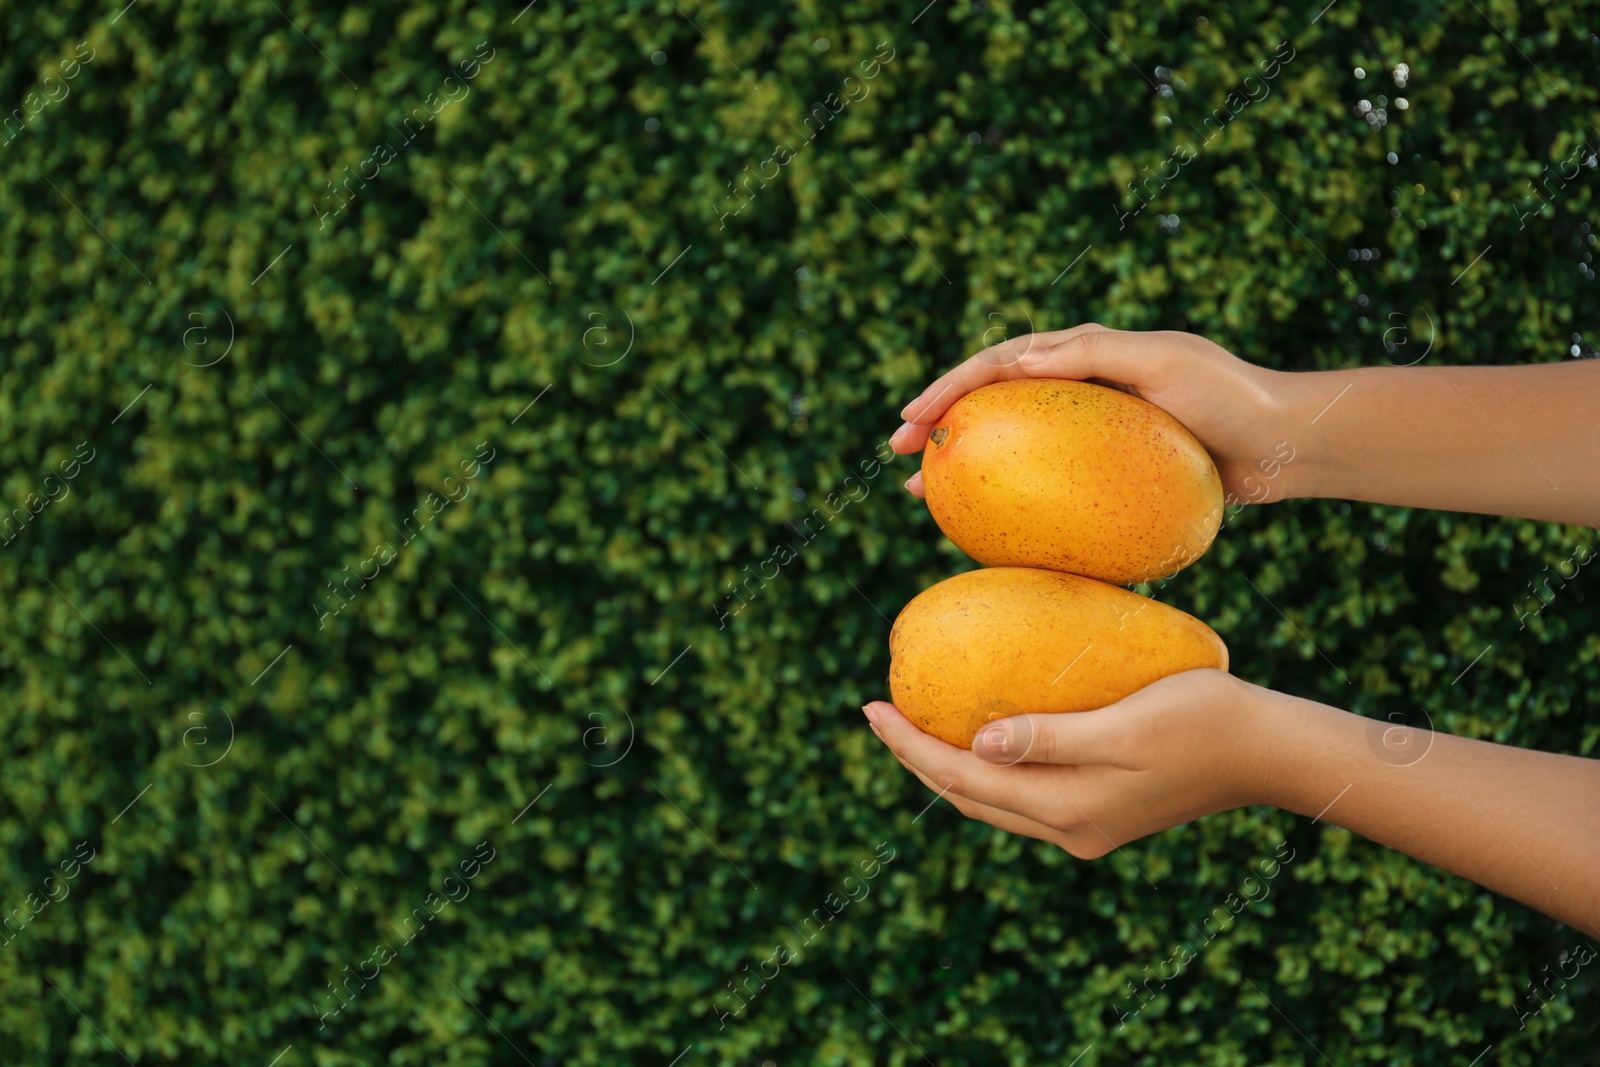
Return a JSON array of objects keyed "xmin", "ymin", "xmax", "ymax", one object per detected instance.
[
  {"xmin": 864, "ymin": 672, "xmax": 1600, "ymax": 930},
  {"xmin": 891, "ymin": 323, "xmax": 1600, "ymax": 525},
  {"xmin": 888, "ymin": 325, "xmax": 1314, "ymax": 507},
  {"xmin": 862, "ymin": 670, "xmax": 1272, "ymax": 858}
]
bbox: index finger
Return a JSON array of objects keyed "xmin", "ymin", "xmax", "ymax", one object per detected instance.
[
  {"xmin": 898, "ymin": 323, "xmax": 1107, "ymax": 424},
  {"xmin": 864, "ymin": 700, "xmax": 1126, "ymax": 842},
  {"xmin": 864, "ymin": 700, "xmax": 1066, "ymax": 817}
]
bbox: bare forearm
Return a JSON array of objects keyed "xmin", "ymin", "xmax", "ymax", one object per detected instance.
[
  {"xmin": 1277, "ymin": 362, "xmax": 1600, "ymax": 525},
  {"xmin": 1249, "ymin": 689, "xmax": 1600, "ymax": 931}
]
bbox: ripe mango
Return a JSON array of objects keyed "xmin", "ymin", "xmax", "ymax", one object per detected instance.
[
  {"xmin": 920, "ymin": 379, "xmax": 1223, "ymax": 585},
  {"xmin": 888, "ymin": 567, "xmax": 1228, "ymax": 748}
]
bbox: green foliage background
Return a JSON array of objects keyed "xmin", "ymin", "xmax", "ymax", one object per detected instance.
[{"xmin": 1, "ymin": 0, "xmax": 1597, "ymax": 1063}]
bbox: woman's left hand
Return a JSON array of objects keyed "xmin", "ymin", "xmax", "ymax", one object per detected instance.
[{"xmin": 862, "ymin": 670, "xmax": 1276, "ymax": 857}]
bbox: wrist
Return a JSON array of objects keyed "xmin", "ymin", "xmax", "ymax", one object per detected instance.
[
  {"xmin": 1222, "ymin": 677, "xmax": 1295, "ymax": 808},
  {"xmin": 1228, "ymin": 679, "xmax": 1353, "ymax": 814},
  {"xmin": 1268, "ymin": 368, "xmax": 1357, "ymax": 501}
]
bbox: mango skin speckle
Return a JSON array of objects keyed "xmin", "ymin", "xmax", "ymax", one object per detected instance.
[
  {"xmin": 888, "ymin": 567, "xmax": 1229, "ymax": 748},
  {"xmin": 920, "ymin": 379, "xmax": 1224, "ymax": 586}
]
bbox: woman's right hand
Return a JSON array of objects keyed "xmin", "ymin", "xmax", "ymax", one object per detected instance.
[{"xmin": 888, "ymin": 325, "xmax": 1315, "ymax": 507}]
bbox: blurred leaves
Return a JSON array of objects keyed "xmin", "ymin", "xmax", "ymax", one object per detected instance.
[{"xmin": 0, "ymin": 0, "xmax": 1597, "ymax": 1064}]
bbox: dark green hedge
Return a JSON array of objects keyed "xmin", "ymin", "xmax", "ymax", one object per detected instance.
[{"xmin": 1, "ymin": 0, "xmax": 1597, "ymax": 1063}]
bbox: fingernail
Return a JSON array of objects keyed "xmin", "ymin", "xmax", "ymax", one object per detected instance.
[
  {"xmin": 976, "ymin": 725, "xmax": 1007, "ymax": 757},
  {"xmin": 890, "ymin": 421, "xmax": 914, "ymax": 444},
  {"xmin": 861, "ymin": 704, "xmax": 879, "ymax": 725},
  {"xmin": 903, "ymin": 477, "xmax": 914, "ymax": 492}
]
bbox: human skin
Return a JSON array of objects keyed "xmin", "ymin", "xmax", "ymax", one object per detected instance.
[
  {"xmin": 891, "ymin": 324, "xmax": 1598, "ymax": 524},
  {"xmin": 868, "ymin": 324, "xmax": 1600, "ymax": 930}
]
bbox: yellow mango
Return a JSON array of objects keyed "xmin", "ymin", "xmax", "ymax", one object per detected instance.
[
  {"xmin": 920, "ymin": 379, "xmax": 1223, "ymax": 585},
  {"xmin": 888, "ymin": 567, "xmax": 1228, "ymax": 748}
]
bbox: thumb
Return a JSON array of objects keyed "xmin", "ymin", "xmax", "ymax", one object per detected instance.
[
  {"xmin": 971, "ymin": 705, "xmax": 1131, "ymax": 767},
  {"xmin": 1017, "ymin": 326, "xmax": 1156, "ymax": 390}
]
